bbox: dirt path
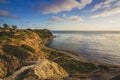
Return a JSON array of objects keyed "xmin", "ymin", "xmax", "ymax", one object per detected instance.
[{"xmin": 2, "ymin": 59, "xmax": 41, "ymax": 80}]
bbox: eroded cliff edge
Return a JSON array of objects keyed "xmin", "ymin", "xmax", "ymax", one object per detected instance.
[{"xmin": 0, "ymin": 29, "xmax": 68, "ymax": 80}]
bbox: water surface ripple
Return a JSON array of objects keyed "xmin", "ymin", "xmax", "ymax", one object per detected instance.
[{"xmin": 48, "ymin": 31, "xmax": 120, "ymax": 65}]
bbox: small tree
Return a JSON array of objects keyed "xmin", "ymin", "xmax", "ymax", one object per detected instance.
[
  {"xmin": 0, "ymin": 27, "xmax": 2, "ymax": 29},
  {"xmin": 0, "ymin": 26, "xmax": 2, "ymax": 32},
  {"xmin": 3, "ymin": 24, "xmax": 10, "ymax": 32},
  {"xmin": 12, "ymin": 25, "xmax": 17, "ymax": 32}
]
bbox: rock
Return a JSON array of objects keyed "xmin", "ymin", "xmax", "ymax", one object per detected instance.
[
  {"xmin": 0, "ymin": 62, "xmax": 7, "ymax": 78},
  {"xmin": 111, "ymin": 75, "xmax": 120, "ymax": 80},
  {"xmin": 23, "ymin": 59, "xmax": 68, "ymax": 80}
]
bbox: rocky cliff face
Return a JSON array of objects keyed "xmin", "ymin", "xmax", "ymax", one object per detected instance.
[
  {"xmin": 20, "ymin": 32, "xmax": 47, "ymax": 59},
  {"xmin": 0, "ymin": 29, "xmax": 68, "ymax": 80},
  {"xmin": 1, "ymin": 59, "xmax": 68, "ymax": 80},
  {"xmin": 19, "ymin": 59, "xmax": 68, "ymax": 80}
]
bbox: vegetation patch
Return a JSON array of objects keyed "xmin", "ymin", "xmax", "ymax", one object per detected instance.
[
  {"xmin": 33, "ymin": 29, "xmax": 53, "ymax": 38},
  {"xmin": 3, "ymin": 45, "xmax": 30, "ymax": 59},
  {"xmin": 98, "ymin": 64, "xmax": 110, "ymax": 71},
  {"xmin": 40, "ymin": 47, "xmax": 98, "ymax": 74},
  {"xmin": 40, "ymin": 47, "xmax": 65, "ymax": 59},
  {"xmin": 21, "ymin": 44, "xmax": 35, "ymax": 53},
  {"xmin": 0, "ymin": 32, "xmax": 14, "ymax": 40},
  {"xmin": 54, "ymin": 57, "xmax": 98, "ymax": 74}
]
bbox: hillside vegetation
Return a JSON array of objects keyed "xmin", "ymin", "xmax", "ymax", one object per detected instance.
[{"xmin": 0, "ymin": 24, "xmax": 54, "ymax": 79}]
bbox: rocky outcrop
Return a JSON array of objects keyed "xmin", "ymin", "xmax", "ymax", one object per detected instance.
[
  {"xmin": 21, "ymin": 32, "xmax": 42, "ymax": 52},
  {"xmin": 0, "ymin": 62, "xmax": 6, "ymax": 78},
  {"xmin": 21, "ymin": 59, "xmax": 68, "ymax": 80},
  {"xmin": 20, "ymin": 32, "xmax": 47, "ymax": 59},
  {"xmin": 2, "ymin": 59, "xmax": 68, "ymax": 80},
  {"xmin": 0, "ymin": 46, "xmax": 3, "ymax": 54}
]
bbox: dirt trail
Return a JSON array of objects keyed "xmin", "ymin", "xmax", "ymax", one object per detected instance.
[{"xmin": 2, "ymin": 59, "xmax": 41, "ymax": 80}]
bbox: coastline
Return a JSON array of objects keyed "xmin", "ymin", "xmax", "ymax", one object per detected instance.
[
  {"xmin": 44, "ymin": 37, "xmax": 87, "ymax": 62},
  {"xmin": 46, "ymin": 47, "xmax": 103, "ymax": 64},
  {"xmin": 45, "ymin": 36, "xmax": 120, "ymax": 66},
  {"xmin": 43, "ymin": 36, "xmax": 120, "ymax": 80}
]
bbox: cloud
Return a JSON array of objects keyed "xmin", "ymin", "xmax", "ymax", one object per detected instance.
[
  {"xmin": 33, "ymin": 0, "xmax": 92, "ymax": 14},
  {"xmin": 91, "ymin": 0, "xmax": 119, "ymax": 11},
  {"xmin": 0, "ymin": 10, "xmax": 18, "ymax": 18},
  {"xmin": 107, "ymin": 20, "xmax": 116, "ymax": 23},
  {"xmin": 69, "ymin": 15, "xmax": 83, "ymax": 22},
  {"xmin": 51, "ymin": 14, "xmax": 83, "ymax": 23},
  {"xmin": 90, "ymin": 7, "xmax": 120, "ymax": 18},
  {"xmin": 0, "ymin": 0, "xmax": 9, "ymax": 4},
  {"xmin": 51, "ymin": 16, "xmax": 65, "ymax": 22}
]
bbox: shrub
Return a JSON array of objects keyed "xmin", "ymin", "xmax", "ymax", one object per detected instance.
[
  {"xmin": 112, "ymin": 75, "xmax": 120, "ymax": 80},
  {"xmin": 0, "ymin": 35, "xmax": 9, "ymax": 40},
  {"xmin": 55, "ymin": 58, "xmax": 98, "ymax": 73},
  {"xmin": 3, "ymin": 45, "xmax": 29, "ymax": 58},
  {"xmin": 0, "ymin": 32, "xmax": 14, "ymax": 38},
  {"xmin": 21, "ymin": 44, "xmax": 35, "ymax": 53},
  {"xmin": 33, "ymin": 29, "xmax": 53, "ymax": 38},
  {"xmin": 41, "ymin": 47, "xmax": 98, "ymax": 74},
  {"xmin": 98, "ymin": 64, "xmax": 110, "ymax": 71}
]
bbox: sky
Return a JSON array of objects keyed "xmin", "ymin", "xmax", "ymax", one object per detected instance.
[{"xmin": 0, "ymin": 0, "xmax": 120, "ymax": 31}]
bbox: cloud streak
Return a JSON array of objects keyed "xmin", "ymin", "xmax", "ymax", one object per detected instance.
[
  {"xmin": 0, "ymin": 10, "xmax": 18, "ymax": 19},
  {"xmin": 69, "ymin": 15, "xmax": 83, "ymax": 22},
  {"xmin": 51, "ymin": 14, "xmax": 83, "ymax": 23},
  {"xmin": 34, "ymin": 0, "xmax": 92, "ymax": 14},
  {"xmin": 51, "ymin": 16, "xmax": 65, "ymax": 22},
  {"xmin": 90, "ymin": 7, "xmax": 120, "ymax": 18},
  {"xmin": 91, "ymin": 0, "xmax": 119, "ymax": 11}
]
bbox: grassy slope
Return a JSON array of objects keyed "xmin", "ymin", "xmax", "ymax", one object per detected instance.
[{"xmin": 40, "ymin": 46, "xmax": 99, "ymax": 74}]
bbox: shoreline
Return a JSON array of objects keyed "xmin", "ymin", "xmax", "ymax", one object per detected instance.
[
  {"xmin": 45, "ymin": 37, "xmax": 120, "ymax": 67},
  {"xmin": 46, "ymin": 46, "xmax": 105, "ymax": 65}
]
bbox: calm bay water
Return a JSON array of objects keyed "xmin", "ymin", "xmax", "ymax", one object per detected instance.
[{"xmin": 48, "ymin": 31, "xmax": 120, "ymax": 65}]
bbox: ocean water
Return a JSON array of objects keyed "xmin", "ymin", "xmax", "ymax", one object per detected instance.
[{"xmin": 48, "ymin": 31, "xmax": 120, "ymax": 65}]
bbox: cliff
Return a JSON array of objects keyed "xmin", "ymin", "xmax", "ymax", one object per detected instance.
[{"xmin": 0, "ymin": 29, "xmax": 68, "ymax": 80}]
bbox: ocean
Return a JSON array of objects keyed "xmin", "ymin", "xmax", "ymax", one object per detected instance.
[{"xmin": 48, "ymin": 31, "xmax": 120, "ymax": 65}]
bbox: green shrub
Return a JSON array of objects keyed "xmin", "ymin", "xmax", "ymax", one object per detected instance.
[
  {"xmin": 3, "ymin": 45, "xmax": 29, "ymax": 58},
  {"xmin": 33, "ymin": 29, "xmax": 53, "ymax": 38},
  {"xmin": 55, "ymin": 58, "xmax": 98, "ymax": 73},
  {"xmin": 21, "ymin": 44, "xmax": 35, "ymax": 53},
  {"xmin": 0, "ymin": 35, "xmax": 9, "ymax": 40},
  {"xmin": 0, "ymin": 32, "xmax": 14, "ymax": 38},
  {"xmin": 98, "ymin": 64, "xmax": 110, "ymax": 71},
  {"xmin": 41, "ymin": 47, "xmax": 98, "ymax": 74},
  {"xmin": 40, "ymin": 47, "xmax": 65, "ymax": 59}
]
